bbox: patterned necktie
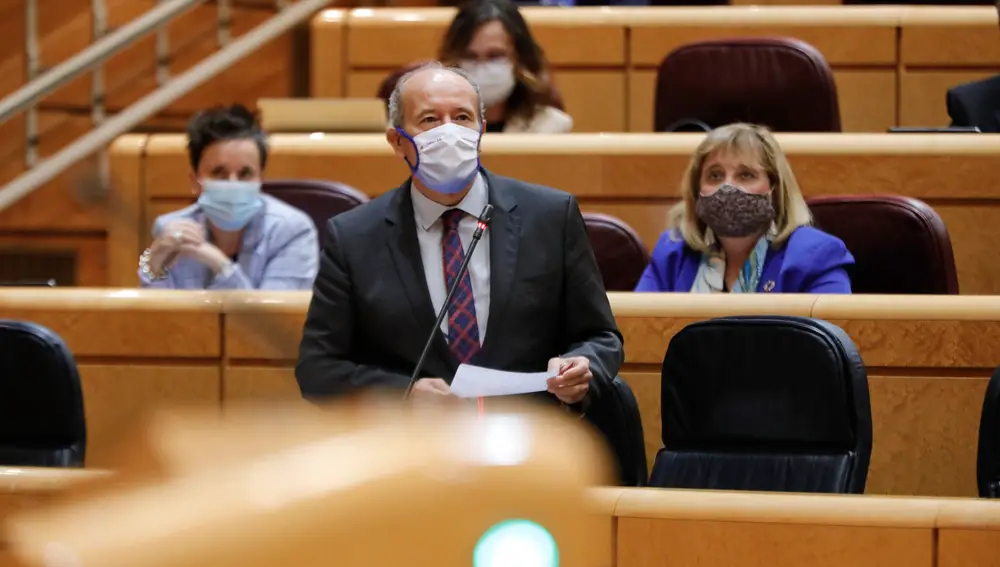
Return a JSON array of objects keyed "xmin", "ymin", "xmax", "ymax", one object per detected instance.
[{"xmin": 441, "ymin": 209, "xmax": 481, "ymax": 363}]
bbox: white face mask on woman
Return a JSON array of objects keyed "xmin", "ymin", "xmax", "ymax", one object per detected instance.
[{"xmin": 461, "ymin": 59, "xmax": 517, "ymax": 107}]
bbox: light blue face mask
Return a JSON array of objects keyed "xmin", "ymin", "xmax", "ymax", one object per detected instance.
[{"xmin": 197, "ymin": 180, "xmax": 264, "ymax": 231}]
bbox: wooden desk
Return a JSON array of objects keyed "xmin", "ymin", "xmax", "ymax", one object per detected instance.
[
  {"xmin": 219, "ymin": 292, "xmax": 1000, "ymax": 498},
  {"xmin": 602, "ymin": 487, "xmax": 1000, "ymax": 567},
  {"xmin": 309, "ymin": 6, "xmax": 1000, "ymax": 133},
  {"xmin": 5, "ymin": 289, "xmax": 998, "ymax": 497},
  {"xmin": 119, "ymin": 132, "xmax": 1000, "ymax": 294},
  {"xmin": 0, "ymin": 290, "xmax": 223, "ymax": 467}
]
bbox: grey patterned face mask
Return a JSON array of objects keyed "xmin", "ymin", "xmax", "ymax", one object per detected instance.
[{"xmin": 695, "ymin": 184, "xmax": 775, "ymax": 238}]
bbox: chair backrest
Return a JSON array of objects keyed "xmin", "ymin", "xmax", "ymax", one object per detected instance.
[
  {"xmin": 582, "ymin": 213, "xmax": 649, "ymax": 292},
  {"xmin": 0, "ymin": 320, "xmax": 86, "ymax": 467},
  {"xmin": 376, "ymin": 61, "xmax": 567, "ymax": 113},
  {"xmin": 654, "ymin": 37, "xmax": 841, "ymax": 133},
  {"xmin": 262, "ymin": 180, "xmax": 370, "ymax": 246},
  {"xmin": 652, "ymin": 316, "xmax": 872, "ymax": 494},
  {"xmin": 808, "ymin": 195, "xmax": 959, "ymax": 294},
  {"xmin": 586, "ymin": 376, "xmax": 648, "ymax": 487},
  {"xmin": 978, "ymin": 365, "xmax": 1000, "ymax": 497}
]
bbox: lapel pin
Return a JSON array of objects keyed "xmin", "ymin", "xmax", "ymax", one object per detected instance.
[{"xmin": 763, "ymin": 280, "xmax": 775, "ymax": 292}]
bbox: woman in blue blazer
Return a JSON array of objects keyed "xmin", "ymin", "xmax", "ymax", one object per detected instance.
[{"xmin": 635, "ymin": 123, "xmax": 854, "ymax": 294}]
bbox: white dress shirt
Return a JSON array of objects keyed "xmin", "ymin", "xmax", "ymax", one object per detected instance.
[{"xmin": 410, "ymin": 173, "xmax": 491, "ymax": 344}]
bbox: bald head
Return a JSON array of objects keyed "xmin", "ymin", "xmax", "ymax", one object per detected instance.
[{"xmin": 387, "ymin": 63, "xmax": 485, "ymax": 129}]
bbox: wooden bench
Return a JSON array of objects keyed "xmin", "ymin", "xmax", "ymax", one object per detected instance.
[
  {"xmin": 2, "ymin": 289, "xmax": 998, "ymax": 498},
  {"xmin": 310, "ymin": 6, "xmax": 1000, "ymax": 132},
  {"xmin": 112, "ymin": 132, "xmax": 1000, "ymax": 293}
]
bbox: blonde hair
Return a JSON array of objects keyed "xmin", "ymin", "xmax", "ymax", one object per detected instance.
[{"xmin": 668, "ymin": 122, "xmax": 812, "ymax": 253}]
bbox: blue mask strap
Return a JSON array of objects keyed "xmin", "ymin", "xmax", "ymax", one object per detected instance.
[{"xmin": 395, "ymin": 128, "xmax": 420, "ymax": 174}]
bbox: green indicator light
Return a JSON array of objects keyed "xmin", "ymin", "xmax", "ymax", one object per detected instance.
[{"xmin": 473, "ymin": 519, "xmax": 559, "ymax": 567}]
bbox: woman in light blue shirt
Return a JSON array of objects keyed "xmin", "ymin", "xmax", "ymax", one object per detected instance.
[{"xmin": 138, "ymin": 105, "xmax": 318, "ymax": 290}]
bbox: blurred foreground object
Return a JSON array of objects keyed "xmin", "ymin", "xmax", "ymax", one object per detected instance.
[{"xmin": 7, "ymin": 399, "xmax": 614, "ymax": 567}]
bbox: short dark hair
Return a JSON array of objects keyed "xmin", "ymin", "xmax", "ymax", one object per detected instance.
[
  {"xmin": 186, "ymin": 104, "xmax": 268, "ymax": 172},
  {"xmin": 439, "ymin": 0, "xmax": 555, "ymax": 123}
]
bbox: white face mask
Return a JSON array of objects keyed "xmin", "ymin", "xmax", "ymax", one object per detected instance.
[
  {"xmin": 462, "ymin": 59, "xmax": 516, "ymax": 107},
  {"xmin": 402, "ymin": 123, "xmax": 481, "ymax": 194},
  {"xmin": 197, "ymin": 179, "xmax": 264, "ymax": 231}
]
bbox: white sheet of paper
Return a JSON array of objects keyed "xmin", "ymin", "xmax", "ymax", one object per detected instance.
[{"xmin": 450, "ymin": 363, "xmax": 555, "ymax": 398}]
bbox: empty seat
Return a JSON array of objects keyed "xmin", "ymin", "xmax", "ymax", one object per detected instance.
[
  {"xmin": 0, "ymin": 320, "xmax": 86, "ymax": 467},
  {"xmin": 808, "ymin": 195, "xmax": 958, "ymax": 294},
  {"xmin": 263, "ymin": 180, "xmax": 370, "ymax": 246},
  {"xmin": 582, "ymin": 213, "xmax": 649, "ymax": 292},
  {"xmin": 651, "ymin": 316, "xmax": 872, "ymax": 493},
  {"xmin": 654, "ymin": 38, "xmax": 841, "ymax": 132}
]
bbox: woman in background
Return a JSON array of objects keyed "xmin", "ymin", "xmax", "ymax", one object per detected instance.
[
  {"xmin": 635, "ymin": 123, "xmax": 854, "ymax": 294},
  {"xmin": 439, "ymin": 0, "xmax": 572, "ymax": 133},
  {"xmin": 139, "ymin": 105, "xmax": 318, "ymax": 290}
]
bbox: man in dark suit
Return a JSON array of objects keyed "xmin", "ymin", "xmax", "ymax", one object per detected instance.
[
  {"xmin": 295, "ymin": 62, "xmax": 623, "ymax": 413},
  {"xmin": 946, "ymin": 0, "xmax": 1000, "ymax": 132}
]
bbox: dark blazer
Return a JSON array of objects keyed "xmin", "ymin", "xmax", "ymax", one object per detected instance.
[
  {"xmin": 947, "ymin": 74, "xmax": 1000, "ymax": 133},
  {"xmin": 295, "ymin": 169, "xmax": 624, "ymax": 409},
  {"xmin": 635, "ymin": 226, "xmax": 854, "ymax": 293}
]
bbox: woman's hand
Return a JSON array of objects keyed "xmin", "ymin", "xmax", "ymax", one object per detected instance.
[{"xmin": 149, "ymin": 221, "xmax": 205, "ymax": 274}]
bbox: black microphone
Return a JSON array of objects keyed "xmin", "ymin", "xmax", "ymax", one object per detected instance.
[{"xmin": 403, "ymin": 203, "xmax": 494, "ymax": 399}]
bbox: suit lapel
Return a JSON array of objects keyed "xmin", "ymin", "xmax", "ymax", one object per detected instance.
[
  {"xmin": 478, "ymin": 171, "xmax": 520, "ymax": 362},
  {"xmin": 992, "ymin": 110, "xmax": 1000, "ymax": 133},
  {"xmin": 384, "ymin": 183, "xmax": 452, "ymax": 369}
]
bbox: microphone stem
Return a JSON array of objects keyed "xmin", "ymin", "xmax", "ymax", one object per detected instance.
[{"xmin": 403, "ymin": 229, "xmax": 487, "ymax": 399}]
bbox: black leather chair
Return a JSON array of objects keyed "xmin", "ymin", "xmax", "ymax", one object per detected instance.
[
  {"xmin": 587, "ymin": 376, "xmax": 648, "ymax": 487},
  {"xmin": 977, "ymin": 366, "xmax": 1000, "ymax": 497},
  {"xmin": 650, "ymin": 316, "xmax": 872, "ymax": 493},
  {"xmin": 0, "ymin": 320, "xmax": 86, "ymax": 467}
]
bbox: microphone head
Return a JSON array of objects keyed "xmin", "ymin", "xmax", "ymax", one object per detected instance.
[{"xmin": 478, "ymin": 204, "xmax": 494, "ymax": 226}]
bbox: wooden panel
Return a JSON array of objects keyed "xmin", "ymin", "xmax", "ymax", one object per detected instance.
[
  {"xmin": 106, "ymin": 135, "xmax": 148, "ymax": 288},
  {"xmin": 224, "ymin": 366, "xmax": 301, "ymax": 402},
  {"xmin": 866, "ymin": 375, "xmax": 987, "ymax": 497},
  {"xmin": 935, "ymin": 204, "xmax": 1000, "ymax": 295},
  {"xmin": 834, "ymin": 70, "xmax": 896, "ymax": 133},
  {"xmin": 628, "ymin": 70, "xmax": 656, "ymax": 133},
  {"xmin": 620, "ymin": 371, "xmax": 659, "ymax": 474},
  {"xmin": 80, "ymin": 364, "xmax": 221, "ymax": 468},
  {"xmin": 551, "ymin": 71, "xmax": 626, "ymax": 132},
  {"xmin": 224, "ymin": 294, "xmax": 308, "ymax": 360},
  {"xmin": 346, "ymin": 70, "xmax": 387, "ymax": 99},
  {"xmin": 939, "ymin": 529, "xmax": 1000, "ymax": 567},
  {"xmin": 899, "ymin": 70, "xmax": 998, "ymax": 128},
  {"xmin": 618, "ymin": 518, "xmax": 933, "ymax": 567},
  {"xmin": 900, "ymin": 9, "xmax": 1000, "ymax": 67},
  {"xmin": 346, "ymin": 14, "xmax": 446, "ymax": 67},
  {"xmin": 630, "ymin": 22, "xmax": 897, "ymax": 67},
  {"xmin": 0, "ymin": 290, "xmax": 222, "ymax": 358},
  {"xmin": 309, "ymin": 10, "xmax": 347, "ymax": 98}
]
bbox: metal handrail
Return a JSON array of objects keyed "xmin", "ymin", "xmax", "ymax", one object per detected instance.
[
  {"xmin": 0, "ymin": 0, "xmax": 205, "ymax": 126},
  {"xmin": 0, "ymin": 0, "xmax": 334, "ymax": 213}
]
